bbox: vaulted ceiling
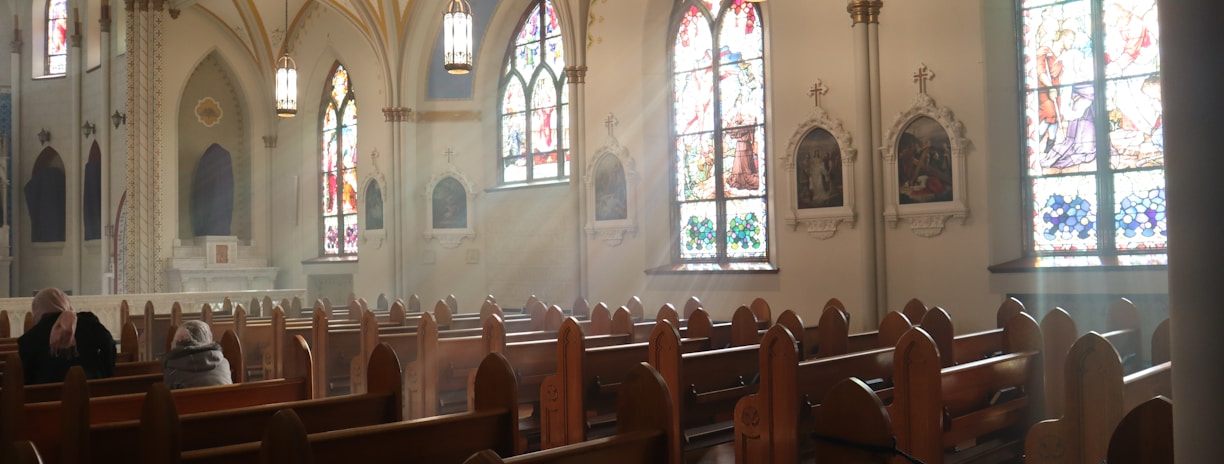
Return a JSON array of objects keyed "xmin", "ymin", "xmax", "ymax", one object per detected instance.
[{"xmin": 168, "ymin": 0, "xmax": 423, "ymax": 82}]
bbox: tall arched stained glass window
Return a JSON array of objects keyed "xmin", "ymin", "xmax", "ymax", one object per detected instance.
[
  {"xmin": 46, "ymin": 0, "xmax": 68, "ymax": 75},
  {"xmin": 499, "ymin": 0, "xmax": 568, "ymax": 185},
  {"xmin": 1020, "ymin": 0, "xmax": 1164, "ymax": 263},
  {"xmin": 671, "ymin": 0, "xmax": 768, "ymax": 263},
  {"xmin": 321, "ymin": 62, "xmax": 358, "ymax": 255}
]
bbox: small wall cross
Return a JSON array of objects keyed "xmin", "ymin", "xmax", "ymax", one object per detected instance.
[
  {"xmin": 443, "ymin": 148, "xmax": 456, "ymax": 164},
  {"xmin": 808, "ymin": 80, "xmax": 828, "ymax": 109},
  {"xmin": 913, "ymin": 63, "xmax": 935, "ymax": 94},
  {"xmin": 604, "ymin": 113, "xmax": 619, "ymax": 140}
]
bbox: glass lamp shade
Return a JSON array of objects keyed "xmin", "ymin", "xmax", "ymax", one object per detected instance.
[
  {"xmin": 276, "ymin": 53, "xmax": 298, "ymax": 117},
  {"xmin": 443, "ymin": 0, "xmax": 473, "ymax": 74}
]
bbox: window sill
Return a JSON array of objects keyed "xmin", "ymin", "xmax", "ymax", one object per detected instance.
[
  {"xmin": 645, "ymin": 262, "xmax": 779, "ymax": 275},
  {"xmin": 485, "ymin": 178, "xmax": 570, "ymax": 193},
  {"xmin": 301, "ymin": 256, "xmax": 358, "ymax": 275},
  {"xmin": 32, "ymin": 74, "xmax": 66, "ymax": 80},
  {"xmin": 987, "ymin": 254, "xmax": 1167, "ymax": 273}
]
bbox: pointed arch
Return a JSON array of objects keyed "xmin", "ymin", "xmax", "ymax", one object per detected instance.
[
  {"xmin": 670, "ymin": 0, "xmax": 769, "ymax": 263},
  {"xmin": 320, "ymin": 61, "xmax": 359, "ymax": 256},
  {"xmin": 84, "ymin": 141, "xmax": 102, "ymax": 240},
  {"xmin": 26, "ymin": 147, "xmax": 66, "ymax": 242},
  {"xmin": 45, "ymin": 0, "xmax": 68, "ymax": 75},
  {"xmin": 497, "ymin": 0, "xmax": 569, "ymax": 185}
]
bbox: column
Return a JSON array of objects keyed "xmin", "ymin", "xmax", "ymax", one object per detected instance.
[
  {"xmin": 70, "ymin": 9, "xmax": 83, "ymax": 294},
  {"xmin": 9, "ymin": 18, "xmax": 23, "ymax": 295},
  {"xmin": 100, "ymin": 1, "xmax": 114, "ymax": 293},
  {"xmin": 122, "ymin": 0, "xmax": 166, "ymax": 293},
  {"xmin": 566, "ymin": 64, "xmax": 588, "ymax": 299},
  {"xmin": 1156, "ymin": 1, "xmax": 1224, "ymax": 462},
  {"xmin": 847, "ymin": 0, "xmax": 884, "ymax": 322}
]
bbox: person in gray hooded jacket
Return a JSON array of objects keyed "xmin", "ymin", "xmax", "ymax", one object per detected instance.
[{"xmin": 163, "ymin": 320, "xmax": 232, "ymax": 389}]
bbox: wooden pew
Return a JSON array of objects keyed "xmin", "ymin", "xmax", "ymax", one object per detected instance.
[
  {"xmin": 462, "ymin": 361, "xmax": 677, "ymax": 464},
  {"xmin": 4, "ymin": 334, "xmax": 311, "ymax": 464},
  {"xmin": 120, "ymin": 300, "xmax": 157, "ymax": 361},
  {"xmin": 404, "ymin": 307, "xmax": 568, "ymax": 419},
  {"xmin": 253, "ymin": 352, "xmax": 520, "ymax": 464},
  {"xmin": 1040, "ymin": 299, "xmax": 1144, "ymax": 419},
  {"xmin": 648, "ymin": 319, "xmax": 761, "ymax": 463},
  {"xmin": 810, "ymin": 377, "xmax": 902, "ymax": 463},
  {"xmin": 1, "ymin": 330, "xmax": 238, "ymax": 409},
  {"xmin": 116, "ymin": 343, "xmax": 401, "ymax": 464},
  {"xmin": 1024, "ymin": 332, "xmax": 1173, "ymax": 464},
  {"xmin": 1106, "ymin": 396, "xmax": 1173, "ymax": 464},
  {"xmin": 885, "ymin": 321, "xmax": 1043, "ymax": 464},
  {"xmin": 538, "ymin": 309, "xmax": 715, "ymax": 449},
  {"xmin": 485, "ymin": 316, "xmax": 634, "ymax": 448},
  {"xmin": 732, "ymin": 311, "xmax": 1041, "ymax": 464}
]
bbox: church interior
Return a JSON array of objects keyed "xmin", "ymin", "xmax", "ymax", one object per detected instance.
[{"xmin": 0, "ymin": 0, "xmax": 1219, "ymax": 462}]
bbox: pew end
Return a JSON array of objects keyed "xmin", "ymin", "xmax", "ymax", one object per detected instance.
[
  {"xmin": 4, "ymin": 441, "xmax": 44, "ymax": 464},
  {"xmin": 260, "ymin": 409, "xmax": 314, "ymax": 464},
  {"xmin": 812, "ymin": 377, "xmax": 896, "ymax": 464},
  {"xmin": 1107, "ymin": 396, "xmax": 1173, "ymax": 464}
]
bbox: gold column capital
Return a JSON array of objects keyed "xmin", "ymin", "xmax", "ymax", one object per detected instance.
[
  {"xmin": 847, "ymin": 0, "xmax": 883, "ymax": 25},
  {"xmin": 382, "ymin": 107, "xmax": 413, "ymax": 122},
  {"xmin": 565, "ymin": 65, "xmax": 588, "ymax": 84}
]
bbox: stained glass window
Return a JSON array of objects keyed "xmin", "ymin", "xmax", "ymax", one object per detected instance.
[
  {"xmin": 46, "ymin": 0, "xmax": 68, "ymax": 75},
  {"xmin": 1020, "ymin": 0, "xmax": 1163, "ymax": 257},
  {"xmin": 500, "ymin": 0, "xmax": 568, "ymax": 184},
  {"xmin": 321, "ymin": 63, "xmax": 358, "ymax": 255},
  {"xmin": 672, "ymin": 0, "xmax": 767, "ymax": 263}
]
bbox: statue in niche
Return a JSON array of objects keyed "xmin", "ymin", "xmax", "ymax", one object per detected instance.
[
  {"xmin": 431, "ymin": 177, "xmax": 467, "ymax": 229},
  {"xmin": 365, "ymin": 181, "xmax": 384, "ymax": 230},
  {"xmin": 25, "ymin": 147, "xmax": 66, "ymax": 242},
  {"xmin": 190, "ymin": 143, "xmax": 235, "ymax": 236},
  {"xmin": 594, "ymin": 155, "xmax": 627, "ymax": 221}
]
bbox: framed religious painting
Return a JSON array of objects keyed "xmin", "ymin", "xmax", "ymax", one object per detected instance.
[
  {"xmin": 424, "ymin": 168, "xmax": 478, "ymax": 248},
  {"xmin": 361, "ymin": 150, "xmax": 388, "ymax": 249},
  {"xmin": 783, "ymin": 105, "xmax": 857, "ymax": 239},
  {"xmin": 584, "ymin": 113, "xmax": 638, "ymax": 245},
  {"xmin": 881, "ymin": 92, "xmax": 971, "ymax": 237}
]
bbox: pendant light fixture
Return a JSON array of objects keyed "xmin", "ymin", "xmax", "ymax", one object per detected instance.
[
  {"xmin": 275, "ymin": 0, "xmax": 298, "ymax": 117},
  {"xmin": 443, "ymin": 0, "xmax": 473, "ymax": 74}
]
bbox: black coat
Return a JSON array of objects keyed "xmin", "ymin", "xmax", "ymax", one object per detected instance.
[{"xmin": 18, "ymin": 312, "xmax": 117, "ymax": 385}]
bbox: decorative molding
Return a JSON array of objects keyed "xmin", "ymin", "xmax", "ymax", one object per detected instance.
[
  {"xmin": 361, "ymin": 149, "xmax": 388, "ymax": 248},
  {"xmin": 195, "ymin": 96, "xmax": 223, "ymax": 127},
  {"xmin": 782, "ymin": 87, "xmax": 857, "ymax": 240},
  {"xmin": 847, "ymin": 0, "xmax": 883, "ymax": 24},
  {"xmin": 584, "ymin": 113, "xmax": 637, "ymax": 246},
  {"xmin": 382, "ymin": 107, "xmax": 412, "ymax": 122},
  {"xmin": 565, "ymin": 65, "xmax": 588, "ymax": 84},
  {"xmin": 415, "ymin": 111, "xmax": 480, "ymax": 122},
  {"xmin": 879, "ymin": 68, "xmax": 972, "ymax": 238},
  {"xmin": 423, "ymin": 154, "xmax": 478, "ymax": 248}
]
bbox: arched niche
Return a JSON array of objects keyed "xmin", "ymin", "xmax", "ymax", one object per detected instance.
[
  {"xmin": 25, "ymin": 146, "xmax": 65, "ymax": 242},
  {"xmin": 189, "ymin": 143, "xmax": 235, "ymax": 236},
  {"xmin": 83, "ymin": 141, "xmax": 102, "ymax": 240},
  {"xmin": 177, "ymin": 51, "xmax": 250, "ymax": 241}
]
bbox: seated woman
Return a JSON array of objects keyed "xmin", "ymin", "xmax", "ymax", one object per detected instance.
[
  {"xmin": 18, "ymin": 288, "xmax": 117, "ymax": 384},
  {"xmin": 163, "ymin": 320, "xmax": 232, "ymax": 389}
]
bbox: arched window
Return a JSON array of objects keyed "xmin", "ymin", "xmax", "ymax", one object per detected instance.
[
  {"xmin": 671, "ymin": 0, "xmax": 768, "ymax": 263},
  {"xmin": 1020, "ymin": 1, "xmax": 1164, "ymax": 263},
  {"xmin": 320, "ymin": 62, "xmax": 358, "ymax": 255},
  {"xmin": 498, "ymin": 0, "xmax": 568, "ymax": 185},
  {"xmin": 46, "ymin": 0, "xmax": 68, "ymax": 75}
]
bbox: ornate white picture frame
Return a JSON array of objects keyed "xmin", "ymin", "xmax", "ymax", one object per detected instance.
[
  {"xmin": 424, "ymin": 167, "xmax": 478, "ymax": 248},
  {"xmin": 782, "ymin": 107, "xmax": 857, "ymax": 239},
  {"xmin": 361, "ymin": 150, "xmax": 388, "ymax": 249},
  {"xmin": 584, "ymin": 113, "xmax": 637, "ymax": 246},
  {"xmin": 880, "ymin": 92, "xmax": 971, "ymax": 237}
]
